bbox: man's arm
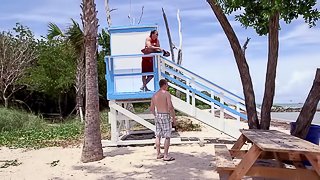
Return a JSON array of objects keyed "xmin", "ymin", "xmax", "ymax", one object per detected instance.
[
  {"xmin": 166, "ymin": 93, "xmax": 176, "ymax": 125},
  {"xmin": 150, "ymin": 96, "xmax": 156, "ymax": 116},
  {"xmin": 145, "ymin": 37, "xmax": 161, "ymax": 51}
]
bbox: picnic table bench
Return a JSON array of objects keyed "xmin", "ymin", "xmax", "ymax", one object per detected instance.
[{"xmin": 214, "ymin": 129, "xmax": 320, "ymax": 180}]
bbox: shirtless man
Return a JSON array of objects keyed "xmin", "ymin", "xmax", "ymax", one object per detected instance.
[{"xmin": 150, "ymin": 79, "xmax": 176, "ymax": 161}]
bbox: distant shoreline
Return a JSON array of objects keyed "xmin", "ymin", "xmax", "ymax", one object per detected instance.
[{"xmin": 270, "ymin": 105, "xmax": 320, "ymax": 112}]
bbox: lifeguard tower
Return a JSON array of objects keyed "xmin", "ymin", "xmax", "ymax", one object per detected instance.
[{"xmin": 104, "ymin": 25, "xmax": 257, "ymax": 146}]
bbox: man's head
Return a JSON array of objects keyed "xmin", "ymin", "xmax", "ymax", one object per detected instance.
[
  {"xmin": 150, "ymin": 30, "xmax": 158, "ymax": 40},
  {"xmin": 159, "ymin": 79, "xmax": 168, "ymax": 90}
]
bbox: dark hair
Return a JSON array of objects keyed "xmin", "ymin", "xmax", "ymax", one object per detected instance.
[
  {"xmin": 159, "ymin": 79, "xmax": 167, "ymax": 88},
  {"xmin": 149, "ymin": 30, "xmax": 158, "ymax": 37}
]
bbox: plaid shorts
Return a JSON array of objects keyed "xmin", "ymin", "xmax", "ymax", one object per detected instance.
[{"xmin": 155, "ymin": 113, "xmax": 172, "ymax": 138}]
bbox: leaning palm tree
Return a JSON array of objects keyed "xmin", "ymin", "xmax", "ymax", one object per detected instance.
[
  {"xmin": 66, "ymin": 19, "xmax": 85, "ymax": 122},
  {"xmin": 47, "ymin": 21, "xmax": 85, "ymax": 122},
  {"xmin": 81, "ymin": 0, "xmax": 103, "ymax": 162}
]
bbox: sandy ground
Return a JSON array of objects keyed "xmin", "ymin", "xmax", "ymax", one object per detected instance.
[
  {"xmin": 0, "ymin": 117, "xmax": 289, "ymax": 180},
  {"xmin": 0, "ymin": 143, "xmax": 227, "ymax": 180}
]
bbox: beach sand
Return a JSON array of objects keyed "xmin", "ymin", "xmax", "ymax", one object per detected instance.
[{"xmin": 0, "ymin": 117, "xmax": 289, "ymax": 180}]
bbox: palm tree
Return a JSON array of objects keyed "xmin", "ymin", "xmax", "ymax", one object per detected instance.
[
  {"xmin": 66, "ymin": 19, "xmax": 85, "ymax": 122},
  {"xmin": 47, "ymin": 20, "xmax": 85, "ymax": 122},
  {"xmin": 81, "ymin": 0, "xmax": 103, "ymax": 162}
]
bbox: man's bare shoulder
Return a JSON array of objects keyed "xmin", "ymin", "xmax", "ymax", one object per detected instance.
[
  {"xmin": 165, "ymin": 91, "xmax": 171, "ymax": 97},
  {"xmin": 152, "ymin": 91, "xmax": 160, "ymax": 98}
]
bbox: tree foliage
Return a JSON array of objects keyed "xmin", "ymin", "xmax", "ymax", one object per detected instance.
[
  {"xmin": 0, "ymin": 23, "xmax": 37, "ymax": 107},
  {"xmin": 23, "ymin": 39, "xmax": 76, "ymax": 97},
  {"xmin": 207, "ymin": 0, "xmax": 319, "ymax": 129},
  {"xmin": 217, "ymin": 0, "xmax": 320, "ymax": 35}
]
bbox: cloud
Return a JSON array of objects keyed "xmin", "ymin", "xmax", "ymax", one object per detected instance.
[{"xmin": 280, "ymin": 23, "xmax": 320, "ymax": 45}]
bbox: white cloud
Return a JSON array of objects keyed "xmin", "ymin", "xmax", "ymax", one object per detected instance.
[{"xmin": 280, "ymin": 24, "xmax": 320, "ymax": 45}]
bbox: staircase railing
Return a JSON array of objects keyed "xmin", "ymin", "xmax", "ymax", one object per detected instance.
[{"xmin": 159, "ymin": 56, "xmax": 261, "ymax": 122}]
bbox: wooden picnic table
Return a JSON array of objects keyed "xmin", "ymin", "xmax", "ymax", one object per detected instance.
[{"xmin": 215, "ymin": 129, "xmax": 320, "ymax": 180}]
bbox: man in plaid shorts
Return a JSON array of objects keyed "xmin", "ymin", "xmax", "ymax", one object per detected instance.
[{"xmin": 150, "ymin": 79, "xmax": 176, "ymax": 161}]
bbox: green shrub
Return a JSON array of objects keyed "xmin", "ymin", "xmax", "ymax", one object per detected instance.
[
  {"xmin": 0, "ymin": 108, "xmax": 111, "ymax": 148},
  {"xmin": 0, "ymin": 108, "xmax": 45, "ymax": 132}
]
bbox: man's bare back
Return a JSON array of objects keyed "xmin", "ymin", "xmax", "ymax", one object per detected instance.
[
  {"xmin": 150, "ymin": 80, "xmax": 176, "ymax": 124},
  {"xmin": 152, "ymin": 90, "xmax": 171, "ymax": 113}
]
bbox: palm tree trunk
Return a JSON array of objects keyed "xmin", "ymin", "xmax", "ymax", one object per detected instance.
[
  {"xmin": 81, "ymin": 0, "xmax": 103, "ymax": 163},
  {"xmin": 207, "ymin": 0, "xmax": 260, "ymax": 129},
  {"xmin": 260, "ymin": 8, "xmax": 280, "ymax": 130},
  {"xmin": 76, "ymin": 49, "xmax": 85, "ymax": 122}
]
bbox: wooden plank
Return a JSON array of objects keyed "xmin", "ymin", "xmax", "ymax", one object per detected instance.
[
  {"xmin": 247, "ymin": 166, "xmax": 320, "ymax": 180},
  {"xmin": 214, "ymin": 145, "xmax": 236, "ymax": 171},
  {"xmin": 230, "ymin": 150, "xmax": 308, "ymax": 163},
  {"xmin": 305, "ymin": 153, "xmax": 320, "ymax": 176},
  {"xmin": 229, "ymin": 149, "xmax": 248, "ymax": 159},
  {"xmin": 229, "ymin": 144, "xmax": 262, "ymax": 180},
  {"xmin": 241, "ymin": 129, "xmax": 320, "ymax": 154},
  {"xmin": 231, "ymin": 134, "xmax": 246, "ymax": 150},
  {"xmin": 110, "ymin": 102, "xmax": 156, "ymax": 132}
]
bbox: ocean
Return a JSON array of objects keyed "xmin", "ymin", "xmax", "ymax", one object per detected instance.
[{"xmin": 271, "ymin": 112, "xmax": 320, "ymax": 125}]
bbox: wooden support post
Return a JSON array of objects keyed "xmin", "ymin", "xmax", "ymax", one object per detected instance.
[
  {"xmin": 229, "ymin": 144, "xmax": 262, "ymax": 180},
  {"xmin": 305, "ymin": 153, "xmax": 320, "ymax": 176},
  {"xmin": 231, "ymin": 134, "xmax": 246, "ymax": 150},
  {"xmin": 109, "ymin": 101, "xmax": 118, "ymax": 143}
]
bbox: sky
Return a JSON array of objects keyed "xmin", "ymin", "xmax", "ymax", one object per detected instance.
[{"xmin": 0, "ymin": 0, "xmax": 319, "ymax": 104}]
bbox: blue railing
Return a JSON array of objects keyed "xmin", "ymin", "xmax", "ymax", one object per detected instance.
[
  {"xmin": 160, "ymin": 56, "xmax": 248, "ymax": 121},
  {"xmin": 105, "ymin": 53, "xmax": 161, "ymax": 100}
]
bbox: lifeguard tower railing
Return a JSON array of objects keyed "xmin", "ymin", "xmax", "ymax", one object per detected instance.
[
  {"xmin": 105, "ymin": 53, "xmax": 261, "ymax": 140},
  {"xmin": 105, "ymin": 53, "xmax": 162, "ymax": 100}
]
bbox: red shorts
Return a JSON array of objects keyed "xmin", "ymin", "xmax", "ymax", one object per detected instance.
[{"xmin": 142, "ymin": 57, "xmax": 153, "ymax": 73}]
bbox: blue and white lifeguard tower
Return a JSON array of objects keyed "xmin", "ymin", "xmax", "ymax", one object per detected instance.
[{"xmin": 105, "ymin": 25, "xmax": 257, "ymax": 146}]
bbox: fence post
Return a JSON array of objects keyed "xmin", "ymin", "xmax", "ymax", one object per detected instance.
[
  {"xmin": 220, "ymin": 92, "xmax": 224, "ymax": 119},
  {"xmin": 186, "ymin": 79, "xmax": 190, "ymax": 104},
  {"xmin": 211, "ymin": 90, "xmax": 215, "ymax": 116},
  {"xmin": 191, "ymin": 77, "xmax": 196, "ymax": 116},
  {"xmin": 236, "ymin": 104, "xmax": 240, "ymax": 121}
]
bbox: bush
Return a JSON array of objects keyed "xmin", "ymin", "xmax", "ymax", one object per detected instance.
[
  {"xmin": 0, "ymin": 108, "xmax": 45, "ymax": 132},
  {"xmin": 0, "ymin": 108, "xmax": 111, "ymax": 148}
]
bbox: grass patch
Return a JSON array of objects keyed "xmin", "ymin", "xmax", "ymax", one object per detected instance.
[{"xmin": 0, "ymin": 108, "xmax": 110, "ymax": 148}]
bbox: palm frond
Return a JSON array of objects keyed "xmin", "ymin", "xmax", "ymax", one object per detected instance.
[
  {"xmin": 47, "ymin": 23, "xmax": 64, "ymax": 40},
  {"xmin": 66, "ymin": 19, "xmax": 84, "ymax": 52}
]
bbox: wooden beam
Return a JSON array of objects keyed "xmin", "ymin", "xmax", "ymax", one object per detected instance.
[
  {"xmin": 231, "ymin": 134, "xmax": 246, "ymax": 150},
  {"xmin": 305, "ymin": 153, "xmax": 320, "ymax": 176},
  {"xmin": 229, "ymin": 144, "xmax": 262, "ymax": 179},
  {"xmin": 110, "ymin": 101, "xmax": 156, "ymax": 131},
  {"xmin": 247, "ymin": 166, "xmax": 319, "ymax": 180},
  {"xmin": 230, "ymin": 149, "xmax": 308, "ymax": 163}
]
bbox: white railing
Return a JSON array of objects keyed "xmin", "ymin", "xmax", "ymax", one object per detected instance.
[{"xmin": 159, "ymin": 56, "xmax": 261, "ymax": 121}]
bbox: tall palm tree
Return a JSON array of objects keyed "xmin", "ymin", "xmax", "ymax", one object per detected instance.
[
  {"xmin": 47, "ymin": 20, "xmax": 85, "ymax": 121},
  {"xmin": 81, "ymin": 0, "xmax": 103, "ymax": 162}
]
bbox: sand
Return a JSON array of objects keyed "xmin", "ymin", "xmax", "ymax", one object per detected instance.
[
  {"xmin": 0, "ymin": 117, "xmax": 289, "ymax": 180},
  {"xmin": 0, "ymin": 144, "xmax": 225, "ymax": 180}
]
